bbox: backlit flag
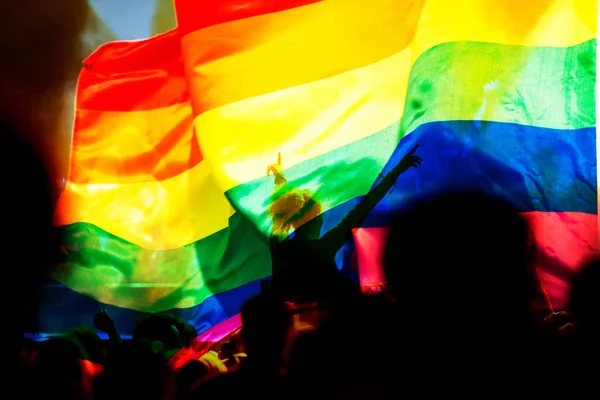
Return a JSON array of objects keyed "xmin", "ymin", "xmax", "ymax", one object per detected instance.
[{"xmin": 50, "ymin": 0, "xmax": 597, "ymax": 335}]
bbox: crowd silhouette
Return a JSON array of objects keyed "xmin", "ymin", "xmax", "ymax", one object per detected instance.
[{"xmin": 3, "ymin": 3, "xmax": 600, "ymax": 399}]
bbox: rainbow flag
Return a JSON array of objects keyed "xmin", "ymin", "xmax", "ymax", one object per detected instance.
[{"xmin": 46, "ymin": 0, "xmax": 597, "ymax": 336}]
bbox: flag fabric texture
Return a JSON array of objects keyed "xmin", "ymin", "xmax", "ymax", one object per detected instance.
[{"xmin": 46, "ymin": 0, "xmax": 597, "ymax": 336}]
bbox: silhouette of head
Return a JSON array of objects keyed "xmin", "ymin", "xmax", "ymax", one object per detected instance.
[
  {"xmin": 65, "ymin": 325, "xmax": 106, "ymax": 364},
  {"xmin": 180, "ymin": 322, "xmax": 198, "ymax": 348},
  {"xmin": 133, "ymin": 314, "xmax": 184, "ymax": 361},
  {"xmin": 240, "ymin": 292, "xmax": 292, "ymax": 370},
  {"xmin": 569, "ymin": 257, "xmax": 600, "ymax": 335},
  {"xmin": 268, "ymin": 188, "xmax": 323, "ymax": 239},
  {"xmin": 94, "ymin": 343, "xmax": 172, "ymax": 400},
  {"xmin": 29, "ymin": 337, "xmax": 86, "ymax": 399},
  {"xmin": 384, "ymin": 190, "xmax": 537, "ymax": 330}
]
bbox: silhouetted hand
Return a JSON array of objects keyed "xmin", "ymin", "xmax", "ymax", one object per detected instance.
[
  {"xmin": 93, "ymin": 309, "xmax": 118, "ymax": 335},
  {"xmin": 267, "ymin": 152, "xmax": 287, "ymax": 185},
  {"xmin": 394, "ymin": 144, "xmax": 423, "ymax": 174}
]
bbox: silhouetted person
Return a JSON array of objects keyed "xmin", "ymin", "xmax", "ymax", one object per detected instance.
[
  {"xmin": 0, "ymin": 2, "xmax": 88, "ymax": 396},
  {"xmin": 239, "ymin": 292, "xmax": 292, "ymax": 377},
  {"xmin": 569, "ymin": 257, "xmax": 600, "ymax": 339},
  {"xmin": 268, "ymin": 145, "xmax": 422, "ymax": 303},
  {"xmin": 93, "ymin": 314, "xmax": 181, "ymax": 399},
  {"xmin": 190, "ymin": 292, "xmax": 292, "ymax": 399},
  {"xmin": 28, "ymin": 337, "xmax": 87, "ymax": 400},
  {"xmin": 95, "ymin": 314, "xmax": 184, "ymax": 400},
  {"xmin": 93, "ymin": 342, "xmax": 174, "ymax": 400},
  {"xmin": 64, "ymin": 325, "xmax": 107, "ymax": 365},
  {"xmin": 561, "ymin": 257, "xmax": 600, "ymax": 391},
  {"xmin": 93, "ymin": 309, "xmax": 123, "ymax": 359},
  {"xmin": 383, "ymin": 190, "xmax": 554, "ymax": 393},
  {"xmin": 132, "ymin": 313, "xmax": 186, "ymax": 363}
]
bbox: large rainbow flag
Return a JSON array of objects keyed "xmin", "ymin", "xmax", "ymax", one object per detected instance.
[{"xmin": 41, "ymin": 0, "xmax": 597, "ymax": 336}]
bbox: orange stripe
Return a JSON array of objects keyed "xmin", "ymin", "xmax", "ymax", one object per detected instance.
[
  {"xmin": 69, "ymin": 104, "xmax": 200, "ymax": 184},
  {"xmin": 180, "ymin": 0, "xmax": 425, "ymax": 115},
  {"xmin": 78, "ymin": 29, "xmax": 188, "ymax": 111},
  {"xmin": 174, "ymin": 0, "xmax": 322, "ymax": 36}
]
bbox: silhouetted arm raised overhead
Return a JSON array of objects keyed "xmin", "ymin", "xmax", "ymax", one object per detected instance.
[{"xmin": 319, "ymin": 144, "xmax": 422, "ymax": 253}]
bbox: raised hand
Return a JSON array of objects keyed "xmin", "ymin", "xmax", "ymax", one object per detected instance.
[
  {"xmin": 266, "ymin": 152, "xmax": 287, "ymax": 185},
  {"xmin": 93, "ymin": 309, "xmax": 118, "ymax": 335},
  {"xmin": 395, "ymin": 144, "xmax": 423, "ymax": 173}
]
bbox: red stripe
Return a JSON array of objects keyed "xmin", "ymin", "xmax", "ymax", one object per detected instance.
[
  {"xmin": 174, "ymin": 0, "xmax": 322, "ymax": 36},
  {"xmin": 78, "ymin": 29, "xmax": 189, "ymax": 111},
  {"xmin": 353, "ymin": 212, "xmax": 598, "ymax": 310},
  {"xmin": 522, "ymin": 212, "xmax": 599, "ymax": 309}
]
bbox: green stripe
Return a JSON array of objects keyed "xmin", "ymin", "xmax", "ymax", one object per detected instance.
[
  {"xmin": 401, "ymin": 39, "xmax": 595, "ymax": 137},
  {"xmin": 226, "ymin": 39, "xmax": 596, "ymax": 232},
  {"xmin": 56, "ymin": 213, "xmax": 271, "ymax": 312}
]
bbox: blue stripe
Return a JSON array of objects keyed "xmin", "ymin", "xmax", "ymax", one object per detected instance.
[{"xmin": 370, "ymin": 120, "xmax": 594, "ymax": 218}]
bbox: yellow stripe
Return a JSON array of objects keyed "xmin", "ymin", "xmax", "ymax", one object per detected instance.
[
  {"xmin": 55, "ymin": 160, "xmax": 234, "ymax": 250},
  {"xmin": 191, "ymin": 0, "xmax": 596, "ymax": 192},
  {"xmin": 70, "ymin": 103, "xmax": 195, "ymax": 184}
]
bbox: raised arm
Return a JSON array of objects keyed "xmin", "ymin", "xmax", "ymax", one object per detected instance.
[
  {"xmin": 266, "ymin": 152, "xmax": 287, "ymax": 186},
  {"xmin": 320, "ymin": 144, "xmax": 422, "ymax": 251}
]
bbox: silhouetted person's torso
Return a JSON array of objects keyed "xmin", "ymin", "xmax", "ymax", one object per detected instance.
[
  {"xmin": 268, "ymin": 145, "xmax": 423, "ymax": 302},
  {"xmin": 270, "ymin": 221, "xmax": 356, "ymax": 303}
]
